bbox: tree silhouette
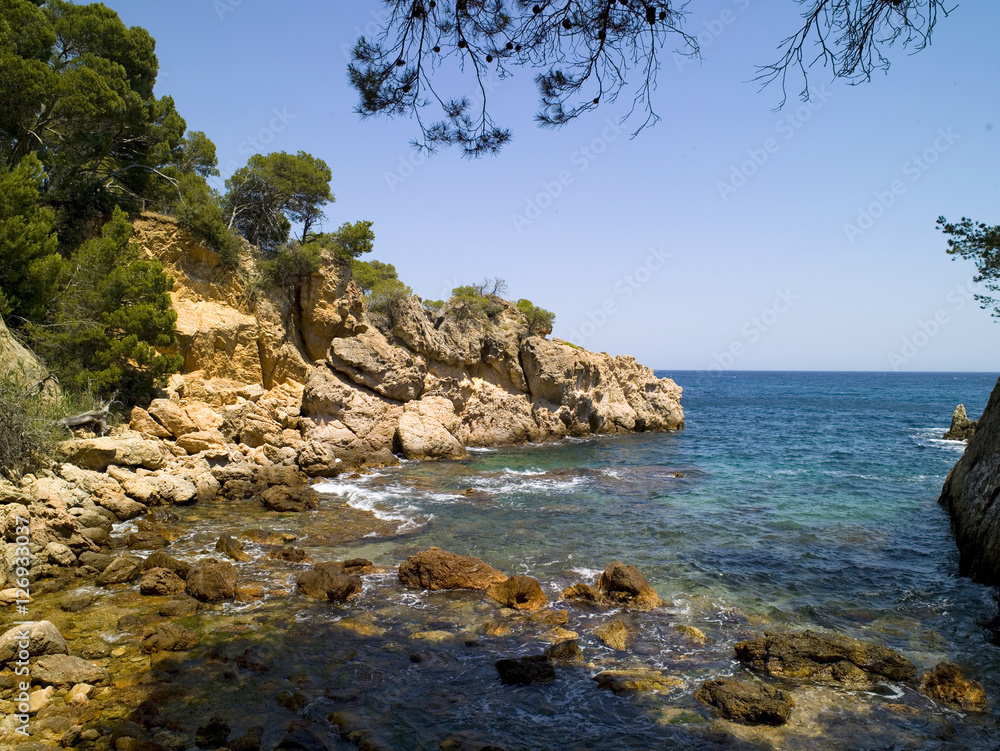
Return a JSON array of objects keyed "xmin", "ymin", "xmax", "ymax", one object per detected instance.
[{"xmin": 349, "ymin": 0, "xmax": 950, "ymax": 156}]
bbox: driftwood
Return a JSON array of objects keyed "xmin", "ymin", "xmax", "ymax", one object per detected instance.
[{"xmin": 58, "ymin": 394, "xmax": 118, "ymax": 437}]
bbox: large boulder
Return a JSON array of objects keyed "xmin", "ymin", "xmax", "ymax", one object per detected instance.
[
  {"xmin": 96, "ymin": 556, "xmax": 145, "ymax": 586},
  {"xmin": 327, "ymin": 329, "xmax": 425, "ymax": 402},
  {"xmin": 0, "ymin": 621, "xmax": 67, "ymax": 663},
  {"xmin": 398, "ymin": 547, "xmax": 507, "ymax": 591},
  {"xmin": 696, "ymin": 679, "xmax": 794, "ymax": 726},
  {"xmin": 60, "ymin": 436, "xmax": 165, "ymax": 471},
  {"xmin": 940, "ymin": 377, "xmax": 1000, "ymax": 587},
  {"xmin": 596, "ymin": 561, "xmax": 662, "ymax": 608},
  {"xmin": 396, "ymin": 398, "xmax": 467, "ymax": 460},
  {"xmin": 298, "ymin": 252, "xmax": 367, "ymax": 361},
  {"xmin": 735, "ymin": 631, "xmax": 916, "ymax": 687},
  {"xmin": 186, "ymin": 559, "xmax": 237, "ymax": 602}
]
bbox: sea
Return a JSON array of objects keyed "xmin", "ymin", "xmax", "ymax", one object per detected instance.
[{"xmin": 165, "ymin": 371, "xmax": 1000, "ymax": 750}]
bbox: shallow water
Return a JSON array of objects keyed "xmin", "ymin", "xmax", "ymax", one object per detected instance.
[{"xmin": 103, "ymin": 372, "xmax": 1000, "ymax": 749}]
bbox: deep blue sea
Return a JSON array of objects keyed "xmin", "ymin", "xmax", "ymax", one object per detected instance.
[{"xmin": 178, "ymin": 371, "xmax": 1000, "ymax": 749}]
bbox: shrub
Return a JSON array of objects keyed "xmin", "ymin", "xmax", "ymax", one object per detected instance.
[
  {"xmin": 258, "ymin": 242, "xmax": 323, "ymax": 290},
  {"xmin": 351, "ymin": 259, "xmax": 412, "ymax": 324},
  {"xmin": 30, "ymin": 208, "xmax": 183, "ymax": 404},
  {"xmin": 172, "ymin": 173, "xmax": 242, "ymax": 269},
  {"xmin": 516, "ymin": 298, "xmax": 556, "ymax": 336}
]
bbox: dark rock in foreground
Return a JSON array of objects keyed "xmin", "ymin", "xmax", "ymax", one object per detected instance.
[
  {"xmin": 735, "ymin": 630, "xmax": 916, "ymax": 687},
  {"xmin": 940, "ymin": 377, "xmax": 1000, "ymax": 588},
  {"xmin": 495, "ymin": 655, "xmax": 555, "ymax": 685},
  {"xmin": 696, "ymin": 678, "xmax": 794, "ymax": 725}
]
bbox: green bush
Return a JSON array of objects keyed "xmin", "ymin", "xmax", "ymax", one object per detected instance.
[
  {"xmin": 449, "ymin": 285, "xmax": 503, "ymax": 322},
  {"xmin": 30, "ymin": 208, "xmax": 183, "ymax": 403},
  {"xmin": 351, "ymin": 259, "xmax": 412, "ymax": 322},
  {"xmin": 0, "ymin": 154, "xmax": 67, "ymax": 323},
  {"xmin": 423, "ymin": 299, "xmax": 444, "ymax": 313},
  {"xmin": 258, "ymin": 242, "xmax": 323, "ymax": 290},
  {"xmin": 516, "ymin": 298, "xmax": 556, "ymax": 336},
  {"xmin": 172, "ymin": 173, "xmax": 242, "ymax": 269}
]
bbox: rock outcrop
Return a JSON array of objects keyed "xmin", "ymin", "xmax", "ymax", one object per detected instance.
[
  {"xmin": 126, "ymin": 213, "xmax": 682, "ymax": 474},
  {"xmin": 944, "ymin": 403, "xmax": 979, "ymax": 442},
  {"xmin": 735, "ymin": 630, "xmax": 916, "ymax": 687},
  {"xmin": 940, "ymin": 378, "xmax": 1000, "ymax": 587}
]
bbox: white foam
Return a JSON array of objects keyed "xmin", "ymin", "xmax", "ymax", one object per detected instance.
[{"xmin": 466, "ymin": 446, "xmax": 498, "ymax": 454}]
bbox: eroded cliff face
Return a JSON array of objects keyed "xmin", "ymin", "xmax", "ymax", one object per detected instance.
[
  {"xmin": 131, "ymin": 213, "xmax": 683, "ymax": 475},
  {"xmin": 940, "ymin": 377, "xmax": 1000, "ymax": 587}
]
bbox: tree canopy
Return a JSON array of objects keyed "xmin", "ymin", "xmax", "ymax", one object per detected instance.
[
  {"xmin": 939, "ymin": 217, "xmax": 1000, "ymax": 319},
  {"xmin": 224, "ymin": 151, "xmax": 334, "ymax": 253},
  {"xmin": 350, "ymin": 0, "xmax": 950, "ymax": 156}
]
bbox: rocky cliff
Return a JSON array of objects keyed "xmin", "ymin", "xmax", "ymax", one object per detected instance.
[
  {"xmin": 940, "ymin": 377, "xmax": 1000, "ymax": 587},
  {"xmin": 128, "ymin": 213, "xmax": 683, "ymax": 475}
]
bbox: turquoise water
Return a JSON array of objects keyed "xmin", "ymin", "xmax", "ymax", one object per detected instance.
[
  {"xmin": 161, "ymin": 371, "xmax": 1000, "ymax": 749},
  {"xmin": 300, "ymin": 371, "xmax": 1000, "ymax": 748}
]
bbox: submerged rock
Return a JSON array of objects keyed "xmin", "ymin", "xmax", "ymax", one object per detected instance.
[
  {"xmin": 735, "ymin": 630, "xmax": 916, "ymax": 687},
  {"xmin": 96, "ymin": 555, "xmax": 145, "ymax": 586},
  {"xmin": 216, "ymin": 534, "xmax": 251, "ymax": 562},
  {"xmin": 696, "ymin": 678, "xmax": 794, "ymax": 726},
  {"xmin": 593, "ymin": 668, "xmax": 682, "ymax": 693},
  {"xmin": 486, "ymin": 575, "xmax": 548, "ymax": 611},
  {"xmin": 544, "ymin": 639, "xmax": 584, "ymax": 663},
  {"xmin": 593, "ymin": 620, "xmax": 631, "ymax": 651},
  {"xmin": 297, "ymin": 562, "xmax": 363, "ymax": 601},
  {"xmin": 495, "ymin": 655, "xmax": 556, "ymax": 685},
  {"xmin": 943, "ymin": 404, "xmax": 978, "ymax": 442},
  {"xmin": 919, "ymin": 662, "xmax": 988, "ymax": 712},
  {"xmin": 32, "ymin": 654, "xmax": 110, "ymax": 687},
  {"xmin": 141, "ymin": 622, "xmax": 201, "ymax": 653},
  {"xmin": 398, "ymin": 547, "xmax": 507, "ymax": 591}
]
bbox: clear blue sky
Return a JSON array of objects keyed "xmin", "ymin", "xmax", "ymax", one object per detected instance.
[{"xmin": 106, "ymin": 1, "xmax": 999, "ymax": 372}]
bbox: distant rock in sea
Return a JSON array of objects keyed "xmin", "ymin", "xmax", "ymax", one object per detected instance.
[{"xmin": 943, "ymin": 403, "xmax": 978, "ymax": 442}]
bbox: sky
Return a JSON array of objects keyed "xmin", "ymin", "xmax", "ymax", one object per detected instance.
[{"xmin": 103, "ymin": 1, "xmax": 999, "ymax": 372}]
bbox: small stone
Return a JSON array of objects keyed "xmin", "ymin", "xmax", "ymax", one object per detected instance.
[
  {"xmin": 483, "ymin": 622, "xmax": 512, "ymax": 638},
  {"xmin": 594, "ymin": 669, "xmax": 683, "ymax": 694},
  {"xmin": 216, "ymin": 534, "xmax": 251, "ymax": 562},
  {"xmin": 486, "ymin": 575, "xmax": 548, "ymax": 611},
  {"xmin": 141, "ymin": 623, "xmax": 200, "ymax": 653},
  {"xmin": 28, "ymin": 686, "xmax": 56, "ymax": 713},
  {"xmin": 139, "ymin": 567, "xmax": 186, "ymax": 596}
]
